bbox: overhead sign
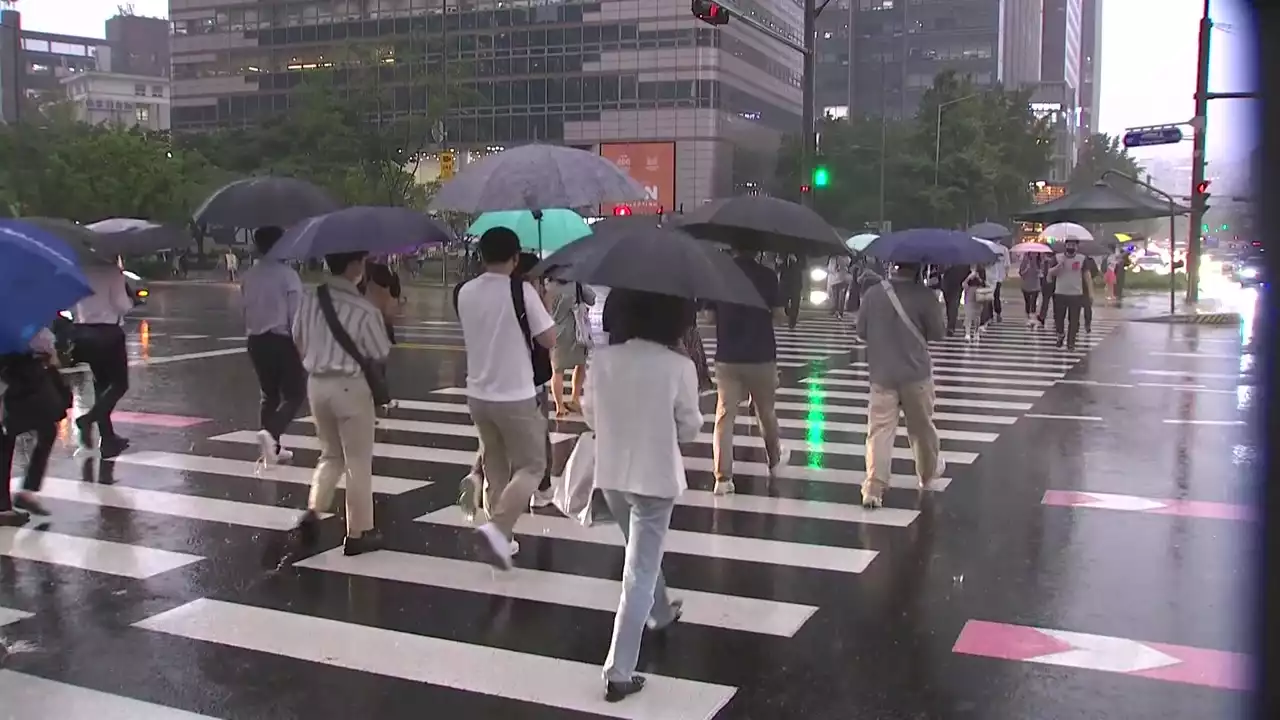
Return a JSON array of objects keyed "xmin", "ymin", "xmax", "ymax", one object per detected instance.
[{"xmin": 1123, "ymin": 126, "xmax": 1184, "ymax": 148}]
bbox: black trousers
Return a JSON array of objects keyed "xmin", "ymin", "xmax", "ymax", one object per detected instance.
[
  {"xmin": 1037, "ymin": 287, "xmax": 1055, "ymax": 323},
  {"xmin": 1053, "ymin": 294, "xmax": 1085, "ymax": 347},
  {"xmin": 0, "ymin": 423, "xmax": 56, "ymax": 511},
  {"xmin": 1022, "ymin": 290, "xmax": 1039, "ymax": 315},
  {"xmin": 1082, "ymin": 292, "xmax": 1094, "ymax": 331},
  {"xmin": 74, "ymin": 324, "xmax": 129, "ymax": 440},
  {"xmin": 784, "ymin": 290, "xmax": 801, "ymax": 328},
  {"xmin": 991, "ymin": 282, "xmax": 1003, "ymax": 317},
  {"xmin": 943, "ymin": 289, "xmax": 962, "ymax": 333},
  {"xmin": 246, "ymin": 333, "xmax": 307, "ymax": 446}
]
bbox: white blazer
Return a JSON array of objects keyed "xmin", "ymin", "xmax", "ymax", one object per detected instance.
[{"xmin": 582, "ymin": 339, "xmax": 703, "ymax": 499}]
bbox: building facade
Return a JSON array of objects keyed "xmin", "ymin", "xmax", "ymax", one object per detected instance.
[
  {"xmin": 168, "ymin": 0, "xmax": 804, "ymax": 209},
  {"xmin": 1038, "ymin": 0, "xmax": 1082, "ymax": 182},
  {"xmin": 61, "ymin": 71, "xmax": 171, "ymax": 130},
  {"xmin": 1077, "ymin": 0, "xmax": 1100, "ymax": 136},
  {"xmin": 106, "ymin": 14, "xmax": 172, "ymax": 78},
  {"xmin": 814, "ymin": 0, "xmax": 1044, "ymax": 121}
]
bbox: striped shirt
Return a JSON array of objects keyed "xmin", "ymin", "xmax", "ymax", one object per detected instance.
[{"xmin": 293, "ymin": 278, "xmax": 392, "ymax": 376}]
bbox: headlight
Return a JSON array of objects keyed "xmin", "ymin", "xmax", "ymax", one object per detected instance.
[
  {"xmin": 59, "ymin": 310, "xmax": 73, "ymax": 320},
  {"xmin": 122, "ymin": 270, "xmax": 142, "ymax": 281},
  {"xmin": 809, "ymin": 268, "xmax": 828, "ymax": 282},
  {"xmin": 1241, "ymin": 267, "xmax": 1258, "ymax": 279},
  {"xmin": 808, "ymin": 289, "xmax": 829, "ymax": 306}
]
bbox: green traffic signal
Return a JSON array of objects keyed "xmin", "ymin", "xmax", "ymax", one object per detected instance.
[
  {"xmin": 1220, "ymin": 224, "xmax": 1228, "ymax": 231},
  {"xmin": 813, "ymin": 166, "xmax": 830, "ymax": 188}
]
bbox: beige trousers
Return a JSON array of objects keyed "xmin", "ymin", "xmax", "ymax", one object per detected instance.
[
  {"xmin": 713, "ymin": 362, "xmax": 782, "ymax": 482},
  {"xmin": 468, "ymin": 396, "xmax": 547, "ymax": 539},
  {"xmin": 864, "ymin": 380, "xmax": 942, "ymax": 491},
  {"xmin": 307, "ymin": 375, "xmax": 376, "ymax": 537}
]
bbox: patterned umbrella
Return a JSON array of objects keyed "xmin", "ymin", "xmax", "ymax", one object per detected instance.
[{"xmin": 429, "ymin": 144, "xmax": 646, "ymax": 213}]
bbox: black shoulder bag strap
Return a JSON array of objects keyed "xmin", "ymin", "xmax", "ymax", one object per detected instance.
[
  {"xmin": 510, "ymin": 277, "xmax": 552, "ymax": 385},
  {"xmin": 316, "ymin": 284, "xmax": 391, "ymax": 406}
]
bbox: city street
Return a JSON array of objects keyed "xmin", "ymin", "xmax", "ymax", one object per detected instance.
[{"xmin": 0, "ymin": 283, "xmax": 1257, "ymax": 720}]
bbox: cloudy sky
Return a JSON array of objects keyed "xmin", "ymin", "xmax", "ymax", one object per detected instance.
[{"xmin": 16, "ymin": 0, "xmax": 1259, "ymax": 162}]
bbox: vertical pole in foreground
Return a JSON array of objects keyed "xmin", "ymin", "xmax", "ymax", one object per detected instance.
[
  {"xmin": 1187, "ymin": 0, "xmax": 1212, "ymax": 304},
  {"xmin": 800, "ymin": 0, "xmax": 816, "ymax": 208}
]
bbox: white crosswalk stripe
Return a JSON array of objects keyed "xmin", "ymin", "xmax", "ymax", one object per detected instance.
[{"xmin": 0, "ymin": 314, "xmax": 1118, "ymax": 718}]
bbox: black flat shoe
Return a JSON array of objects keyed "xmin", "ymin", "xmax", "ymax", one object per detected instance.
[
  {"xmin": 100, "ymin": 436, "xmax": 131, "ymax": 459},
  {"xmin": 343, "ymin": 529, "xmax": 384, "ymax": 556},
  {"xmin": 12, "ymin": 494, "xmax": 49, "ymax": 517},
  {"xmin": 0, "ymin": 510, "xmax": 30, "ymax": 527},
  {"xmin": 294, "ymin": 510, "xmax": 321, "ymax": 549},
  {"xmin": 604, "ymin": 675, "xmax": 646, "ymax": 703}
]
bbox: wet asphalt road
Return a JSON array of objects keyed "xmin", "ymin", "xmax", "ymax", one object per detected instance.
[{"xmin": 0, "ymin": 282, "xmax": 1261, "ymax": 720}]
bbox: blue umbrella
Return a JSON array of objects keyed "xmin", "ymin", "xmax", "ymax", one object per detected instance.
[
  {"xmin": 864, "ymin": 228, "xmax": 998, "ymax": 265},
  {"xmin": 267, "ymin": 206, "xmax": 452, "ymax": 261},
  {"xmin": 0, "ymin": 220, "xmax": 94, "ymax": 353}
]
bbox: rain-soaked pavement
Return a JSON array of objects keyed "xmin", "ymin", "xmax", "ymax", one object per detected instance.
[{"xmin": 0, "ymin": 282, "xmax": 1261, "ymax": 719}]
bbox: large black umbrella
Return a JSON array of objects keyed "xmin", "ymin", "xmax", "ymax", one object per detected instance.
[
  {"xmin": 542, "ymin": 224, "xmax": 765, "ymax": 308},
  {"xmin": 531, "ymin": 214, "xmax": 677, "ymax": 278},
  {"xmin": 86, "ymin": 218, "xmax": 192, "ymax": 256},
  {"xmin": 674, "ymin": 196, "xmax": 847, "ymax": 256},
  {"xmin": 1012, "ymin": 181, "xmax": 1189, "ymax": 224},
  {"xmin": 968, "ymin": 221, "xmax": 1013, "ymax": 241},
  {"xmin": 18, "ymin": 218, "xmax": 115, "ymax": 265},
  {"xmin": 193, "ymin": 177, "xmax": 341, "ymax": 229}
]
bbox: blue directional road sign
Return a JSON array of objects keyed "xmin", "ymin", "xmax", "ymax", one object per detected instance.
[{"xmin": 1122, "ymin": 126, "xmax": 1184, "ymax": 148}]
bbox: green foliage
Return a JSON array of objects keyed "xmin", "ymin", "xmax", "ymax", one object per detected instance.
[
  {"xmin": 778, "ymin": 71, "xmax": 1053, "ymax": 233},
  {"xmin": 1070, "ymin": 133, "xmax": 1144, "ymax": 191}
]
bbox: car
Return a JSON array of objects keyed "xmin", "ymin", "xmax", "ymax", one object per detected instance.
[
  {"xmin": 1236, "ymin": 257, "xmax": 1265, "ymax": 286},
  {"xmin": 1132, "ymin": 256, "xmax": 1168, "ymax": 274},
  {"xmin": 122, "ymin": 269, "xmax": 150, "ymax": 305}
]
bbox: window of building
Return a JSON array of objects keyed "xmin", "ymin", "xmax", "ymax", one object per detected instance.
[
  {"xmin": 136, "ymin": 106, "xmax": 150, "ymax": 124},
  {"xmin": 135, "ymin": 84, "xmax": 147, "ymax": 96},
  {"xmin": 151, "ymin": 85, "xmax": 165, "ymax": 97},
  {"xmin": 21, "ymin": 38, "xmax": 50, "ymax": 53}
]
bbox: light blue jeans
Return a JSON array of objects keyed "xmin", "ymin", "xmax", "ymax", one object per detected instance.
[{"xmin": 601, "ymin": 489, "xmax": 678, "ymax": 683}]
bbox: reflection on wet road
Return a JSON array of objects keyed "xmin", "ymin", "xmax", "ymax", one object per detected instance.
[{"xmin": 0, "ymin": 284, "xmax": 1259, "ymax": 720}]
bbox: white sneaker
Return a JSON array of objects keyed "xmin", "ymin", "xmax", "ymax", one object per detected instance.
[
  {"xmin": 768, "ymin": 446, "xmax": 791, "ymax": 477},
  {"xmin": 712, "ymin": 480, "xmax": 735, "ymax": 496},
  {"xmin": 256, "ymin": 430, "xmax": 279, "ymax": 465},
  {"xmin": 276, "ymin": 448, "xmax": 294, "ymax": 464},
  {"xmin": 510, "ymin": 539, "xmax": 520, "ymax": 556},
  {"xmin": 529, "ymin": 487, "xmax": 554, "ymax": 509},
  {"xmin": 474, "ymin": 522, "xmax": 513, "ymax": 571}
]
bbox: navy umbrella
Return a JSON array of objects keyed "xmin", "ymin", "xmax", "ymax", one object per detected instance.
[
  {"xmin": 267, "ymin": 207, "xmax": 452, "ymax": 261},
  {"xmin": 864, "ymin": 228, "xmax": 998, "ymax": 265},
  {"xmin": 0, "ymin": 220, "xmax": 94, "ymax": 353}
]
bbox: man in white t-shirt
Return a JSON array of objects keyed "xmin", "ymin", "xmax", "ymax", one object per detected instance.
[{"xmin": 456, "ymin": 227, "xmax": 557, "ymax": 571}]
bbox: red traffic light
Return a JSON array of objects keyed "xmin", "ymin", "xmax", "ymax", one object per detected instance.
[
  {"xmin": 691, "ymin": 0, "xmax": 729, "ymax": 25},
  {"xmin": 800, "ymin": 184, "xmax": 811, "ymax": 194},
  {"xmin": 1196, "ymin": 180, "xmax": 1211, "ymax": 194},
  {"xmin": 613, "ymin": 205, "xmax": 632, "ymax": 216}
]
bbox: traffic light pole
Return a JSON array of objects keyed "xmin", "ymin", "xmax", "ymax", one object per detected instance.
[
  {"xmin": 1187, "ymin": 0, "xmax": 1211, "ymax": 304},
  {"xmin": 800, "ymin": 0, "xmax": 816, "ymax": 208}
]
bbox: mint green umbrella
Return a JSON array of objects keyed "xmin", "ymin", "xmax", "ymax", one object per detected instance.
[{"xmin": 466, "ymin": 209, "xmax": 591, "ymax": 255}]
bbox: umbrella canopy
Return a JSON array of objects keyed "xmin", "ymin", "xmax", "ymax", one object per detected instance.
[
  {"xmin": 864, "ymin": 228, "xmax": 998, "ymax": 266},
  {"xmin": 429, "ymin": 144, "xmax": 647, "ymax": 213},
  {"xmin": 1011, "ymin": 181, "xmax": 1189, "ymax": 224},
  {"xmin": 968, "ymin": 221, "xmax": 1013, "ymax": 241},
  {"xmin": 974, "ymin": 237, "xmax": 1011, "ymax": 267},
  {"xmin": 466, "ymin": 209, "xmax": 592, "ymax": 254},
  {"xmin": 675, "ymin": 196, "xmax": 847, "ymax": 256},
  {"xmin": 193, "ymin": 177, "xmax": 341, "ymax": 229},
  {"xmin": 1039, "ymin": 222, "xmax": 1093, "ymax": 243},
  {"xmin": 1045, "ymin": 238, "xmax": 1112, "ymax": 257},
  {"xmin": 0, "ymin": 220, "xmax": 95, "ymax": 353},
  {"xmin": 267, "ymin": 207, "xmax": 452, "ymax": 261},
  {"xmin": 86, "ymin": 218, "xmax": 192, "ymax": 256},
  {"xmin": 542, "ymin": 225, "xmax": 765, "ymax": 308},
  {"xmin": 17, "ymin": 218, "xmax": 115, "ymax": 266},
  {"xmin": 1010, "ymin": 242, "xmax": 1055, "ymax": 254},
  {"xmin": 846, "ymin": 233, "xmax": 879, "ymax": 253}
]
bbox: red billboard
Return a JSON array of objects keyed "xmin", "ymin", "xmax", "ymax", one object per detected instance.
[{"xmin": 599, "ymin": 142, "xmax": 676, "ymax": 215}]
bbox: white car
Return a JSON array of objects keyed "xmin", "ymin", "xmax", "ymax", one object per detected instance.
[{"xmin": 1132, "ymin": 256, "xmax": 1169, "ymax": 275}]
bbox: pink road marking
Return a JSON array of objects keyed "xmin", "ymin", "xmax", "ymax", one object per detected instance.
[
  {"xmin": 954, "ymin": 620, "xmax": 1250, "ymax": 691},
  {"xmin": 1041, "ymin": 490, "xmax": 1254, "ymax": 521},
  {"xmin": 109, "ymin": 411, "xmax": 212, "ymax": 429}
]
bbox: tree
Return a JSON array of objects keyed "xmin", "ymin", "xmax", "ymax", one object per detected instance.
[{"xmin": 1070, "ymin": 133, "xmax": 1143, "ymax": 191}]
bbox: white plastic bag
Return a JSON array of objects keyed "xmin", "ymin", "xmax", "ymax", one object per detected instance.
[{"xmin": 553, "ymin": 431, "xmax": 598, "ymax": 526}]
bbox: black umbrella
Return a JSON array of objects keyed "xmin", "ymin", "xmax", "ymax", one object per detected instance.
[
  {"xmin": 531, "ymin": 214, "xmax": 673, "ymax": 278},
  {"xmin": 18, "ymin": 218, "xmax": 115, "ymax": 265},
  {"xmin": 86, "ymin": 218, "xmax": 191, "ymax": 256},
  {"xmin": 193, "ymin": 177, "xmax": 341, "ymax": 229},
  {"xmin": 674, "ymin": 196, "xmax": 848, "ymax": 256},
  {"xmin": 542, "ymin": 224, "xmax": 765, "ymax": 308},
  {"xmin": 968, "ymin": 221, "xmax": 1013, "ymax": 241},
  {"xmin": 1012, "ymin": 181, "xmax": 1189, "ymax": 224}
]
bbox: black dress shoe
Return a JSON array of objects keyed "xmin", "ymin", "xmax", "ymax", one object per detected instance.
[
  {"xmin": 100, "ymin": 436, "xmax": 131, "ymax": 459},
  {"xmin": 343, "ymin": 529, "xmax": 384, "ymax": 556},
  {"xmin": 295, "ymin": 510, "xmax": 321, "ymax": 548},
  {"xmin": 605, "ymin": 675, "xmax": 646, "ymax": 703}
]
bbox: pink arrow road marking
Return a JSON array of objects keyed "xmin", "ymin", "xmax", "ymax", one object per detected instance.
[
  {"xmin": 954, "ymin": 620, "xmax": 1250, "ymax": 691},
  {"xmin": 109, "ymin": 411, "xmax": 212, "ymax": 429},
  {"xmin": 1042, "ymin": 490, "xmax": 1254, "ymax": 521}
]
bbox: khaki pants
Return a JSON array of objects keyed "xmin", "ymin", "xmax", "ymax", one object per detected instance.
[
  {"xmin": 713, "ymin": 362, "xmax": 782, "ymax": 482},
  {"xmin": 307, "ymin": 375, "xmax": 376, "ymax": 537},
  {"xmin": 468, "ymin": 396, "xmax": 547, "ymax": 539},
  {"xmin": 864, "ymin": 380, "xmax": 942, "ymax": 493}
]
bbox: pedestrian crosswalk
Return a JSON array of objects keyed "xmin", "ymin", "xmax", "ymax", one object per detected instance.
[{"xmin": 1, "ymin": 314, "xmax": 1124, "ymax": 718}]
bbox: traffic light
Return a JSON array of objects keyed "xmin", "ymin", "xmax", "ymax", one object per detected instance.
[
  {"xmin": 613, "ymin": 205, "xmax": 632, "ymax": 216},
  {"xmin": 800, "ymin": 184, "xmax": 812, "ymax": 194},
  {"xmin": 1194, "ymin": 180, "xmax": 1212, "ymax": 213},
  {"xmin": 1220, "ymin": 223, "xmax": 1229, "ymax": 231},
  {"xmin": 691, "ymin": 0, "xmax": 729, "ymax": 25},
  {"xmin": 812, "ymin": 165, "xmax": 830, "ymax": 188}
]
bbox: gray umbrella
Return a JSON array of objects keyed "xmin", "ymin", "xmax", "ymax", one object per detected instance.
[
  {"xmin": 674, "ymin": 196, "xmax": 847, "ymax": 256},
  {"xmin": 968, "ymin": 221, "xmax": 1013, "ymax": 241},
  {"xmin": 19, "ymin": 218, "xmax": 115, "ymax": 266},
  {"xmin": 86, "ymin": 218, "xmax": 191, "ymax": 256},
  {"xmin": 428, "ymin": 144, "xmax": 647, "ymax": 213},
  {"xmin": 193, "ymin": 177, "xmax": 341, "ymax": 229},
  {"xmin": 1012, "ymin": 181, "xmax": 1189, "ymax": 224}
]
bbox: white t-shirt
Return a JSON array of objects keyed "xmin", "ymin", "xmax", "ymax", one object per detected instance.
[{"xmin": 457, "ymin": 272, "xmax": 555, "ymax": 402}]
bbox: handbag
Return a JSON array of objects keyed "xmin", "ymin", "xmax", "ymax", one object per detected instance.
[
  {"xmin": 0, "ymin": 355, "xmax": 68, "ymax": 433},
  {"xmin": 975, "ymin": 286, "xmax": 996, "ymax": 303},
  {"xmin": 511, "ymin": 278, "xmax": 554, "ymax": 386},
  {"xmin": 315, "ymin": 284, "xmax": 392, "ymax": 406},
  {"xmin": 553, "ymin": 430, "xmax": 599, "ymax": 526},
  {"xmin": 880, "ymin": 280, "xmax": 929, "ymax": 349},
  {"xmin": 572, "ymin": 284, "xmax": 594, "ymax": 349}
]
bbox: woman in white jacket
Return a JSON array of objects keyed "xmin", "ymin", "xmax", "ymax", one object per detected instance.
[{"xmin": 582, "ymin": 290, "xmax": 704, "ymax": 703}]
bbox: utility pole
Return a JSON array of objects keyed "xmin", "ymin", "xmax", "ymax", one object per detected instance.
[
  {"xmin": 800, "ymin": 0, "xmax": 816, "ymax": 208},
  {"xmin": 1187, "ymin": 0, "xmax": 1211, "ymax": 304}
]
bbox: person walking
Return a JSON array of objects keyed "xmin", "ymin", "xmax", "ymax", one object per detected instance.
[
  {"xmin": 547, "ymin": 279, "xmax": 596, "ymax": 416},
  {"xmin": 779, "ymin": 255, "xmax": 804, "ymax": 329},
  {"xmin": 1103, "ymin": 250, "xmax": 1119, "ymax": 301},
  {"xmin": 290, "ymin": 251, "xmax": 392, "ymax": 557},
  {"xmin": 1113, "ymin": 249, "xmax": 1130, "ymax": 305},
  {"xmin": 1048, "ymin": 239, "xmax": 1087, "ymax": 350},
  {"xmin": 456, "ymin": 228, "xmax": 556, "ymax": 571},
  {"xmin": 1018, "ymin": 253, "xmax": 1042, "ymax": 324},
  {"xmin": 241, "ymin": 227, "xmax": 306, "ymax": 467},
  {"xmin": 962, "ymin": 265, "xmax": 988, "ymax": 341},
  {"xmin": 1035, "ymin": 255, "xmax": 1056, "ymax": 328},
  {"xmin": 71, "ymin": 263, "xmax": 134, "ymax": 457},
  {"xmin": 586, "ymin": 291, "xmax": 702, "ymax": 703},
  {"xmin": 985, "ymin": 242, "xmax": 1009, "ymax": 322},
  {"xmin": 939, "ymin": 264, "xmax": 969, "ymax": 336},
  {"xmin": 711, "ymin": 249, "xmax": 788, "ymax": 496},
  {"xmin": 0, "ymin": 328, "xmax": 70, "ymax": 522},
  {"xmin": 1081, "ymin": 254, "xmax": 1100, "ymax": 334},
  {"xmin": 826, "ymin": 255, "xmax": 851, "ymax": 319},
  {"xmin": 855, "ymin": 262, "xmax": 946, "ymax": 508},
  {"xmin": 224, "ymin": 249, "xmax": 240, "ymax": 282}
]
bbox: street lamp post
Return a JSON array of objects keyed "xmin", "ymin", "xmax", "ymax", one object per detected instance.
[{"xmin": 933, "ymin": 93, "xmax": 981, "ymax": 186}]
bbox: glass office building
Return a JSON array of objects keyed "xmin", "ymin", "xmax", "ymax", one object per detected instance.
[{"xmin": 167, "ymin": 0, "xmax": 804, "ymax": 209}]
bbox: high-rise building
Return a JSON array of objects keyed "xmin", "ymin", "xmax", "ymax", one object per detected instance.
[
  {"xmin": 1078, "ymin": 0, "xmax": 1101, "ymax": 136},
  {"xmin": 106, "ymin": 13, "xmax": 171, "ymax": 78},
  {"xmin": 167, "ymin": 0, "xmax": 804, "ymax": 208},
  {"xmin": 814, "ymin": 0, "xmax": 1044, "ymax": 121},
  {"xmin": 1038, "ymin": 0, "xmax": 1083, "ymax": 182}
]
